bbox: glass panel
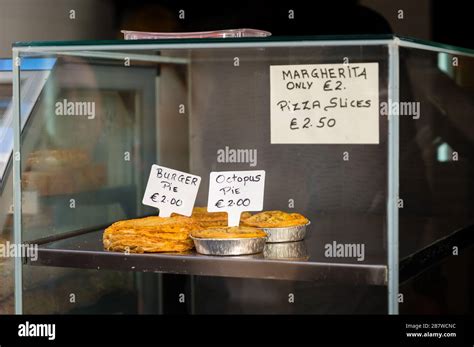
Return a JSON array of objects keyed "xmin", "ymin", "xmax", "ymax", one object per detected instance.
[
  {"xmin": 187, "ymin": 44, "xmax": 389, "ymax": 314},
  {"xmin": 398, "ymin": 36, "xmax": 474, "ymax": 56},
  {"xmin": 1, "ymin": 59, "xmax": 53, "ymax": 314},
  {"xmin": 0, "ymin": 174, "xmax": 13, "ymax": 313},
  {"xmin": 22, "ymin": 267, "xmax": 137, "ymax": 314},
  {"xmin": 398, "ymin": 46, "xmax": 474, "ymax": 313},
  {"xmin": 13, "ymin": 34, "xmax": 394, "ymax": 48},
  {"xmin": 0, "ymin": 66, "xmax": 14, "ymax": 314},
  {"xmin": 19, "ymin": 54, "xmax": 160, "ymax": 241},
  {"xmin": 17, "ymin": 42, "xmax": 390, "ymax": 314},
  {"xmin": 13, "ymin": 35, "xmax": 474, "ymax": 56}
]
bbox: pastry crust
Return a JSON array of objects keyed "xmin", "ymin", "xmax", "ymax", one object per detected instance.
[
  {"xmin": 107, "ymin": 215, "xmax": 198, "ymax": 232},
  {"xmin": 104, "ymin": 237, "xmax": 194, "ymax": 253},
  {"xmin": 243, "ymin": 210, "xmax": 309, "ymax": 228},
  {"xmin": 103, "ymin": 208, "xmax": 255, "ymax": 253},
  {"xmin": 103, "ymin": 215, "xmax": 201, "ymax": 253},
  {"xmin": 190, "ymin": 226, "xmax": 267, "ymax": 239},
  {"xmin": 173, "ymin": 207, "xmax": 252, "ymax": 227}
]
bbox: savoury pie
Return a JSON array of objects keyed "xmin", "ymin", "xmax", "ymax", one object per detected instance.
[
  {"xmin": 103, "ymin": 235, "xmax": 194, "ymax": 253},
  {"xmin": 190, "ymin": 226, "xmax": 267, "ymax": 239},
  {"xmin": 107, "ymin": 215, "xmax": 198, "ymax": 232},
  {"xmin": 172, "ymin": 207, "xmax": 252, "ymax": 227},
  {"xmin": 103, "ymin": 215, "xmax": 202, "ymax": 253},
  {"xmin": 243, "ymin": 210, "xmax": 309, "ymax": 228}
]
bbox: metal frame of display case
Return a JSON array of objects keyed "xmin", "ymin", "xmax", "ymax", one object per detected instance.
[{"xmin": 12, "ymin": 35, "xmax": 474, "ymax": 315}]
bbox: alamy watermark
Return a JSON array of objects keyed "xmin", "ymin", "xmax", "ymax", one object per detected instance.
[
  {"xmin": 55, "ymin": 98, "xmax": 95, "ymax": 119},
  {"xmin": 380, "ymin": 99, "xmax": 420, "ymax": 119},
  {"xmin": 324, "ymin": 241, "xmax": 365, "ymax": 261},
  {"xmin": 217, "ymin": 146, "xmax": 257, "ymax": 167},
  {"xmin": 18, "ymin": 321, "xmax": 55, "ymax": 340},
  {"xmin": 0, "ymin": 241, "xmax": 38, "ymax": 262}
]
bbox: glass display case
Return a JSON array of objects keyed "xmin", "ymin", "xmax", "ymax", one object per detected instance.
[{"xmin": 8, "ymin": 35, "xmax": 474, "ymax": 315}]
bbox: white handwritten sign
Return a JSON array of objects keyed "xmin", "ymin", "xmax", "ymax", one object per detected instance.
[
  {"xmin": 142, "ymin": 165, "xmax": 201, "ymax": 217},
  {"xmin": 270, "ymin": 63, "xmax": 379, "ymax": 144},
  {"xmin": 207, "ymin": 170, "xmax": 265, "ymax": 227}
]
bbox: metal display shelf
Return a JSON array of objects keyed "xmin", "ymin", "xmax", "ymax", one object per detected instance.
[
  {"xmin": 26, "ymin": 214, "xmax": 389, "ymax": 285},
  {"xmin": 25, "ymin": 216, "xmax": 473, "ymax": 286}
]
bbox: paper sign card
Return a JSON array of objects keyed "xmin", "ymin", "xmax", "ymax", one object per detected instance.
[
  {"xmin": 142, "ymin": 165, "xmax": 201, "ymax": 217},
  {"xmin": 270, "ymin": 62, "xmax": 379, "ymax": 144},
  {"xmin": 207, "ymin": 170, "xmax": 266, "ymax": 227}
]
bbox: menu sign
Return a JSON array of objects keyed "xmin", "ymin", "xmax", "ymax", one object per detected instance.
[
  {"xmin": 207, "ymin": 170, "xmax": 266, "ymax": 227},
  {"xmin": 270, "ymin": 62, "xmax": 379, "ymax": 144},
  {"xmin": 142, "ymin": 165, "xmax": 201, "ymax": 217}
]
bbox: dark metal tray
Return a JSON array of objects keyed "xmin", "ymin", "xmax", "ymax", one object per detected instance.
[{"xmin": 27, "ymin": 214, "xmax": 389, "ymax": 285}]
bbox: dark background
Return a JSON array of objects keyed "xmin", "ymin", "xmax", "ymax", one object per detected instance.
[
  {"xmin": 116, "ymin": 0, "xmax": 474, "ymax": 48},
  {"xmin": 0, "ymin": 0, "xmax": 473, "ymax": 56}
]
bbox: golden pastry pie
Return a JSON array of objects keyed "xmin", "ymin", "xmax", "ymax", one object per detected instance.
[
  {"xmin": 190, "ymin": 226, "xmax": 267, "ymax": 239},
  {"xmin": 172, "ymin": 207, "xmax": 252, "ymax": 227},
  {"xmin": 103, "ymin": 215, "xmax": 202, "ymax": 253},
  {"xmin": 104, "ymin": 236, "xmax": 194, "ymax": 253},
  {"xmin": 243, "ymin": 210, "xmax": 309, "ymax": 228},
  {"xmin": 107, "ymin": 215, "xmax": 198, "ymax": 232}
]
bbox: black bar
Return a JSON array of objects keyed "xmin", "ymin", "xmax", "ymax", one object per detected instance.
[{"xmin": 0, "ymin": 315, "xmax": 472, "ymax": 345}]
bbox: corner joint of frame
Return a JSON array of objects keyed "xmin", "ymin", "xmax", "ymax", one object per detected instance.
[{"xmin": 389, "ymin": 37, "xmax": 401, "ymax": 51}]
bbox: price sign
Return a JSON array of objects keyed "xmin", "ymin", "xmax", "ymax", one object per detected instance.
[
  {"xmin": 207, "ymin": 170, "xmax": 265, "ymax": 226},
  {"xmin": 270, "ymin": 62, "xmax": 379, "ymax": 144},
  {"xmin": 142, "ymin": 165, "xmax": 201, "ymax": 217}
]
